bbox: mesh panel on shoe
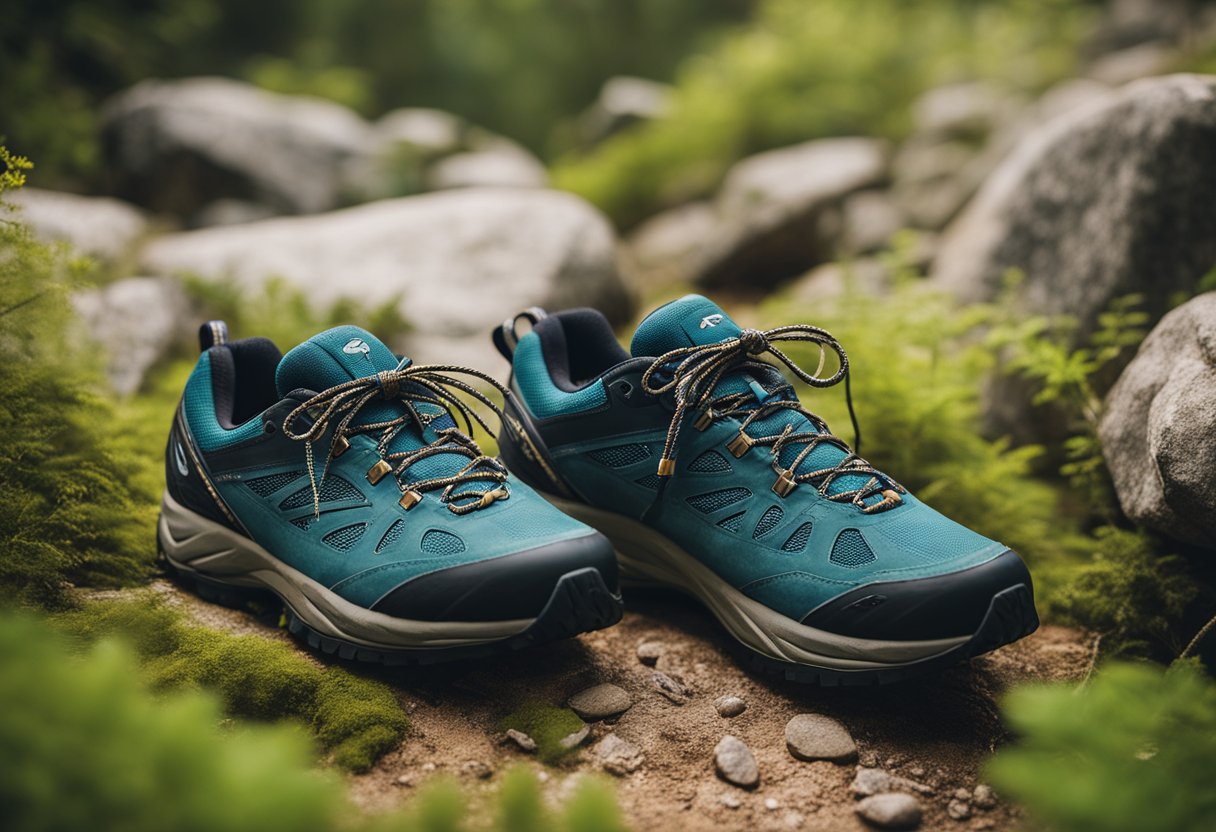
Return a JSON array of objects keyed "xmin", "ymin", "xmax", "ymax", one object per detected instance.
[
  {"xmin": 718, "ymin": 511, "xmax": 746, "ymax": 533},
  {"xmin": 323, "ymin": 523, "xmax": 367, "ymax": 551},
  {"xmin": 687, "ymin": 487, "xmax": 750, "ymax": 514},
  {"xmin": 246, "ymin": 471, "xmax": 304, "ymax": 496},
  {"xmin": 753, "ymin": 505, "xmax": 783, "ymax": 538},
  {"xmin": 279, "ymin": 476, "xmax": 364, "ymax": 510},
  {"xmin": 687, "ymin": 450, "xmax": 732, "ymax": 473},
  {"xmin": 830, "ymin": 529, "xmax": 876, "ymax": 566},
  {"xmin": 291, "ymin": 517, "xmax": 312, "ymax": 531},
  {"xmin": 635, "ymin": 474, "xmax": 662, "ymax": 490},
  {"xmin": 876, "ymin": 515, "xmax": 990, "ymax": 562},
  {"xmin": 421, "ymin": 529, "xmax": 466, "ymax": 555},
  {"xmin": 589, "ymin": 444, "xmax": 652, "ymax": 468},
  {"xmin": 782, "ymin": 522, "xmax": 815, "ymax": 552},
  {"xmin": 377, "ymin": 520, "xmax": 406, "ymax": 553}
]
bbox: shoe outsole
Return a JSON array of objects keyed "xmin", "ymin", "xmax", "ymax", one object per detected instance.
[
  {"xmin": 731, "ymin": 583, "xmax": 1040, "ymax": 686},
  {"xmin": 160, "ymin": 552, "xmax": 623, "ymax": 666}
]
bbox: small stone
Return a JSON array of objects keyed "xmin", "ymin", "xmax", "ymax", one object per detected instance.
[
  {"xmin": 593, "ymin": 733, "xmax": 644, "ymax": 776},
  {"xmin": 953, "ymin": 788, "xmax": 971, "ymax": 801},
  {"xmin": 948, "ymin": 799, "xmax": 971, "ymax": 820},
  {"xmin": 394, "ymin": 774, "xmax": 413, "ymax": 787},
  {"xmin": 785, "ymin": 714, "xmax": 858, "ymax": 763},
  {"xmin": 506, "ymin": 729, "xmax": 537, "ymax": 753},
  {"xmin": 908, "ymin": 767, "xmax": 926, "ymax": 778},
  {"xmin": 536, "ymin": 770, "xmax": 550, "ymax": 783},
  {"xmin": 855, "ymin": 793, "xmax": 923, "ymax": 829},
  {"xmin": 652, "ymin": 671, "xmax": 690, "ymax": 705},
  {"xmin": 765, "ymin": 798, "xmax": 780, "ymax": 811},
  {"xmin": 420, "ymin": 762, "xmax": 436, "ymax": 773},
  {"xmin": 783, "ymin": 811, "xmax": 806, "ymax": 829},
  {"xmin": 721, "ymin": 793, "xmax": 741, "ymax": 810},
  {"xmin": 971, "ymin": 785, "xmax": 997, "ymax": 811},
  {"xmin": 461, "ymin": 761, "xmax": 492, "ymax": 780},
  {"xmin": 559, "ymin": 723, "xmax": 591, "ymax": 749},
  {"xmin": 568, "ymin": 683, "xmax": 633, "ymax": 720},
  {"xmin": 852, "ymin": 767, "xmax": 894, "ymax": 798},
  {"xmin": 636, "ymin": 640, "xmax": 666, "ymax": 666},
  {"xmin": 715, "ymin": 695, "xmax": 747, "ymax": 717},
  {"xmin": 714, "ymin": 735, "xmax": 760, "ymax": 789}
]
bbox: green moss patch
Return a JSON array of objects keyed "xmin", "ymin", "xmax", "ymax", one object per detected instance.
[{"xmin": 499, "ymin": 701, "xmax": 587, "ymax": 765}]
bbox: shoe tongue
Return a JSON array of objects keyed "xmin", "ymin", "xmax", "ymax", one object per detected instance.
[
  {"xmin": 275, "ymin": 325, "xmax": 400, "ymax": 397},
  {"xmin": 630, "ymin": 294, "xmax": 742, "ymax": 358},
  {"xmin": 631, "ymin": 296, "xmax": 877, "ymax": 501}
]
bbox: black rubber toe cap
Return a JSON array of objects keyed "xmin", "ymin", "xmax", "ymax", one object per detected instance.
[
  {"xmin": 800, "ymin": 549, "xmax": 1036, "ymax": 641},
  {"xmin": 371, "ymin": 532, "xmax": 619, "ymax": 622}
]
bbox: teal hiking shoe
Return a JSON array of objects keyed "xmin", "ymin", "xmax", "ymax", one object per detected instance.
[
  {"xmin": 159, "ymin": 322, "xmax": 622, "ymax": 664},
  {"xmin": 492, "ymin": 295, "xmax": 1038, "ymax": 684}
]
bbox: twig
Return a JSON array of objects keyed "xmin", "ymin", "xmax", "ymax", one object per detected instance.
[{"xmin": 1180, "ymin": 612, "xmax": 1216, "ymax": 659}]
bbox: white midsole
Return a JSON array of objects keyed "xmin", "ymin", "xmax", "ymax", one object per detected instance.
[
  {"xmin": 539, "ymin": 493, "xmax": 969, "ymax": 669},
  {"xmin": 157, "ymin": 491, "xmax": 534, "ymax": 649}
]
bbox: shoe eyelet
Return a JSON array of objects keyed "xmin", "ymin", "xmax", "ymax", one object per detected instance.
[{"xmin": 367, "ymin": 460, "xmax": 393, "ymax": 485}]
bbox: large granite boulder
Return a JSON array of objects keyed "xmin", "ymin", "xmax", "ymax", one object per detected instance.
[
  {"xmin": 695, "ymin": 138, "xmax": 889, "ymax": 289},
  {"xmin": 101, "ymin": 77, "xmax": 373, "ymax": 221},
  {"xmin": 10, "ymin": 188, "xmax": 148, "ymax": 261},
  {"xmin": 138, "ymin": 188, "xmax": 630, "ymax": 369},
  {"xmin": 1100, "ymin": 293, "xmax": 1216, "ymax": 549},
  {"xmin": 934, "ymin": 74, "xmax": 1216, "ymax": 338}
]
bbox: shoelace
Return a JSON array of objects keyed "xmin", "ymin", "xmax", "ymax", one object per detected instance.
[
  {"xmin": 281, "ymin": 364, "xmax": 512, "ymax": 517},
  {"xmin": 640, "ymin": 325, "xmax": 904, "ymax": 513}
]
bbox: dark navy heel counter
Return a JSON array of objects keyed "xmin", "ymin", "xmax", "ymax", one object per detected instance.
[
  {"xmin": 498, "ymin": 395, "xmax": 578, "ymax": 500},
  {"xmin": 165, "ymin": 407, "xmax": 241, "ymax": 531}
]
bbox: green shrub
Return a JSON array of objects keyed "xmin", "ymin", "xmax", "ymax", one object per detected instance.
[
  {"xmin": 56, "ymin": 596, "xmax": 409, "ymax": 773},
  {"xmin": 556, "ymin": 0, "xmax": 1090, "ymax": 226},
  {"xmin": 0, "ymin": 151, "xmax": 156, "ymax": 607},
  {"xmin": 987, "ymin": 659, "xmax": 1216, "ymax": 832}
]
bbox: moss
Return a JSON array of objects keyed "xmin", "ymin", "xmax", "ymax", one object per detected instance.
[
  {"xmin": 499, "ymin": 701, "xmax": 587, "ymax": 765},
  {"xmin": 56, "ymin": 596, "xmax": 409, "ymax": 773}
]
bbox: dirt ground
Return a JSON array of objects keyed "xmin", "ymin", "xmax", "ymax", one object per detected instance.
[{"xmin": 159, "ymin": 580, "xmax": 1092, "ymax": 831}]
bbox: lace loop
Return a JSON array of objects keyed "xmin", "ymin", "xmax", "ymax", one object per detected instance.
[{"xmin": 281, "ymin": 364, "xmax": 512, "ymax": 517}]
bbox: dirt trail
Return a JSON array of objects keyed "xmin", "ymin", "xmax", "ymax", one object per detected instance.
[{"xmin": 160, "ymin": 580, "xmax": 1091, "ymax": 831}]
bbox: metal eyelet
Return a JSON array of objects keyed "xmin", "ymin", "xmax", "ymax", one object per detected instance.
[
  {"xmin": 772, "ymin": 468, "xmax": 797, "ymax": 497},
  {"xmin": 367, "ymin": 460, "xmax": 393, "ymax": 485},
  {"xmin": 727, "ymin": 431, "xmax": 754, "ymax": 458}
]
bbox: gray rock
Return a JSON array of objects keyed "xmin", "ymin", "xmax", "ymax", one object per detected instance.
[
  {"xmin": 558, "ymin": 723, "xmax": 591, "ymax": 750},
  {"xmin": 935, "ymin": 74, "xmax": 1216, "ymax": 339},
  {"xmin": 505, "ymin": 728, "xmax": 536, "ymax": 753},
  {"xmin": 652, "ymin": 671, "xmax": 689, "ymax": 705},
  {"xmin": 11, "ymin": 188, "xmax": 148, "ymax": 261},
  {"xmin": 593, "ymin": 733, "xmax": 644, "ymax": 775},
  {"xmin": 713, "ymin": 735, "xmax": 760, "ymax": 789},
  {"xmin": 696, "ymin": 138, "xmax": 889, "ymax": 289},
  {"xmin": 892, "ymin": 138, "xmax": 991, "ymax": 231},
  {"xmin": 855, "ymin": 793, "xmax": 923, "ymax": 829},
  {"xmin": 971, "ymin": 784, "xmax": 997, "ymax": 810},
  {"xmin": 851, "ymin": 767, "xmax": 935, "ymax": 798},
  {"xmin": 139, "ymin": 188, "xmax": 631, "ymax": 372},
  {"xmin": 1087, "ymin": 43, "xmax": 1177, "ymax": 87},
  {"xmin": 72, "ymin": 277, "xmax": 194, "ymax": 395},
  {"xmin": 785, "ymin": 714, "xmax": 858, "ymax": 763},
  {"xmin": 912, "ymin": 82, "xmax": 1015, "ymax": 140},
  {"xmin": 193, "ymin": 199, "xmax": 277, "ymax": 228},
  {"xmin": 1099, "ymin": 293, "xmax": 1216, "ymax": 548},
  {"xmin": 425, "ymin": 139, "xmax": 547, "ymax": 191},
  {"xmin": 568, "ymin": 683, "xmax": 632, "ymax": 721},
  {"xmin": 373, "ymin": 107, "xmax": 465, "ymax": 155},
  {"xmin": 623, "ymin": 201, "xmax": 716, "ymax": 291},
  {"xmin": 714, "ymin": 695, "xmax": 747, "ymax": 718},
  {"xmin": 635, "ymin": 640, "xmax": 667, "ymax": 666},
  {"xmin": 947, "ymin": 799, "xmax": 971, "ymax": 820},
  {"xmin": 102, "ymin": 77, "xmax": 373, "ymax": 219},
  {"xmin": 839, "ymin": 190, "xmax": 902, "ymax": 255},
  {"xmin": 720, "ymin": 793, "xmax": 742, "ymax": 809},
  {"xmin": 580, "ymin": 76, "xmax": 672, "ymax": 145}
]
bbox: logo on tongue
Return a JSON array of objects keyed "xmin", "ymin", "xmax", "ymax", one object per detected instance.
[
  {"xmin": 342, "ymin": 338, "xmax": 371, "ymax": 359},
  {"xmin": 699, "ymin": 314, "xmax": 724, "ymax": 329}
]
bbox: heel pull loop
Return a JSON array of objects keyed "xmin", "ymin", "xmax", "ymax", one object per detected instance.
[
  {"xmin": 198, "ymin": 320, "xmax": 229, "ymax": 352},
  {"xmin": 492, "ymin": 307, "xmax": 548, "ymax": 361}
]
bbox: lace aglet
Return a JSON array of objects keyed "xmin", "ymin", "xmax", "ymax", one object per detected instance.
[{"xmin": 657, "ymin": 457, "xmax": 676, "ymax": 477}]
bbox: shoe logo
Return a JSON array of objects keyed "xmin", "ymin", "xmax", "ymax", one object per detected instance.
[
  {"xmin": 342, "ymin": 338, "xmax": 371, "ymax": 359},
  {"xmin": 699, "ymin": 314, "xmax": 724, "ymax": 329},
  {"xmin": 173, "ymin": 441, "xmax": 189, "ymax": 477}
]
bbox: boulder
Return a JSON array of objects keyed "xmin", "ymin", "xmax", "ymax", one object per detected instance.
[
  {"xmin": 72, "ymin": 277, "xmax": 194, "ymax": 395},
  {"xmin": 912, "ymin": 82, "xmax": 1017, "ymax": 141},
  {"xmin": 424, "ymin": 138, "xmax": 547, "ymax": 190},
  {"xmin": 1099, "ymin": 293, "xmax": 1216, "ymax": 548},
  {"xmin": 579, "ymin": 76, "xmax": 672, "ymax": 146},
  {"xmin": 138, "ymin": 188, "xmax": 631, "ymax": 370},
  {"xmin": 10, "ymin": 188, "xmax": 148, "ymax": 261},
  {"xmin": 101, "ymin": 77, "xmax": 373, "ymax": 220},
  {"xmin": 934, "ymin": 74, "xmax": 1216, "ymax": 338},
  {"xmin": 622, "ymin": 201, "xmax": 717, "ymax": 291},
  {"xmin": 696, "ymin": 138, "xmax": 889, "ymax": 289},
  {"xmin": 373, "ymin": 108, "xmax": 465, "ymax": 155}
]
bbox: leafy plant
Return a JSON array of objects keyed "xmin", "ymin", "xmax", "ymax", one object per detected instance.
[{"xmin": 987, "ymin": 659, "xmax": 1216, "ymax": 832}]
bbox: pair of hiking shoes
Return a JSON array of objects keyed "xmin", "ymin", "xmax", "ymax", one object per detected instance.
[{"xmin": 160, "ymin": 295, "xmax": 1038, "ymax": 685}]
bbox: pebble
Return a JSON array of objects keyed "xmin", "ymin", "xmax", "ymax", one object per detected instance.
[
  {"xmin": 852, "ymin": 767, "xmax": 935, "ymax": 798},
  {"xmin": 765, "ymin": 798, "xmax": 780, "ymax": 811},
  {"xmin": 714, "ymin": 735, "xmax": 760, "ymax": 789},
  {"xmin": 593, "ymin": 733, "xmax": 644, "ymax": 776},
  {"xmin": 394, "ymin": 774, "xmax": 413, "ymax": 787},
  {"xmin": 506, "ymin": 728, "xmax": 537, "ymax": 753},
  {"xmin": 948, "ymin": 799, "xmax": 971, "ymax": 820},
  {"xmin": 461, "ymin": 761, "xmax": 492, "ymax": 780},
  {"xmin": 721, "ymin": 793, "xmax": 741, "ymax": 810},
  {"xmin": 972, "ymin": 785, "xmax": 997, "ymax": 810},
  {"xmin": 568, "ymin": 683, "xmax": 632, "ymax": 720},
  {"xmin": 559, "ymin": 722, "xmax": 590, "ymax": 749},
  {"xmin": 855, "ymin": 793, "xmax": 923, "ymax": 829},
  {"xmin": 785, "ymin": 714, "xmax": 858, "ymax": 763},
  {"xmin": 953, "ymin": 788, "xmax": 972, "ymax": 801},
  {"xmin": 421, "ymin": 762, "xmax": 436, "ymax": 773},
  {"xmin": 636, "ymin": 640, "xmax": 666, "ymax": 666},
  {"xmin": 652, "ymin": 671, "xmax": 690, "ymax": 705},
  {"xmin": 714, "ymin": 695, "xmax": 747, "ymax": 717}
]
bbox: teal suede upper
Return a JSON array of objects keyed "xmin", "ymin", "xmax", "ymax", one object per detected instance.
[
  {"xmin": 510, "ymin": 296, "xmax": 1009, "ymax": 621},
  {"xmin": 180, "ymin": 326, "xmax": 597, "ymax": 610}
]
